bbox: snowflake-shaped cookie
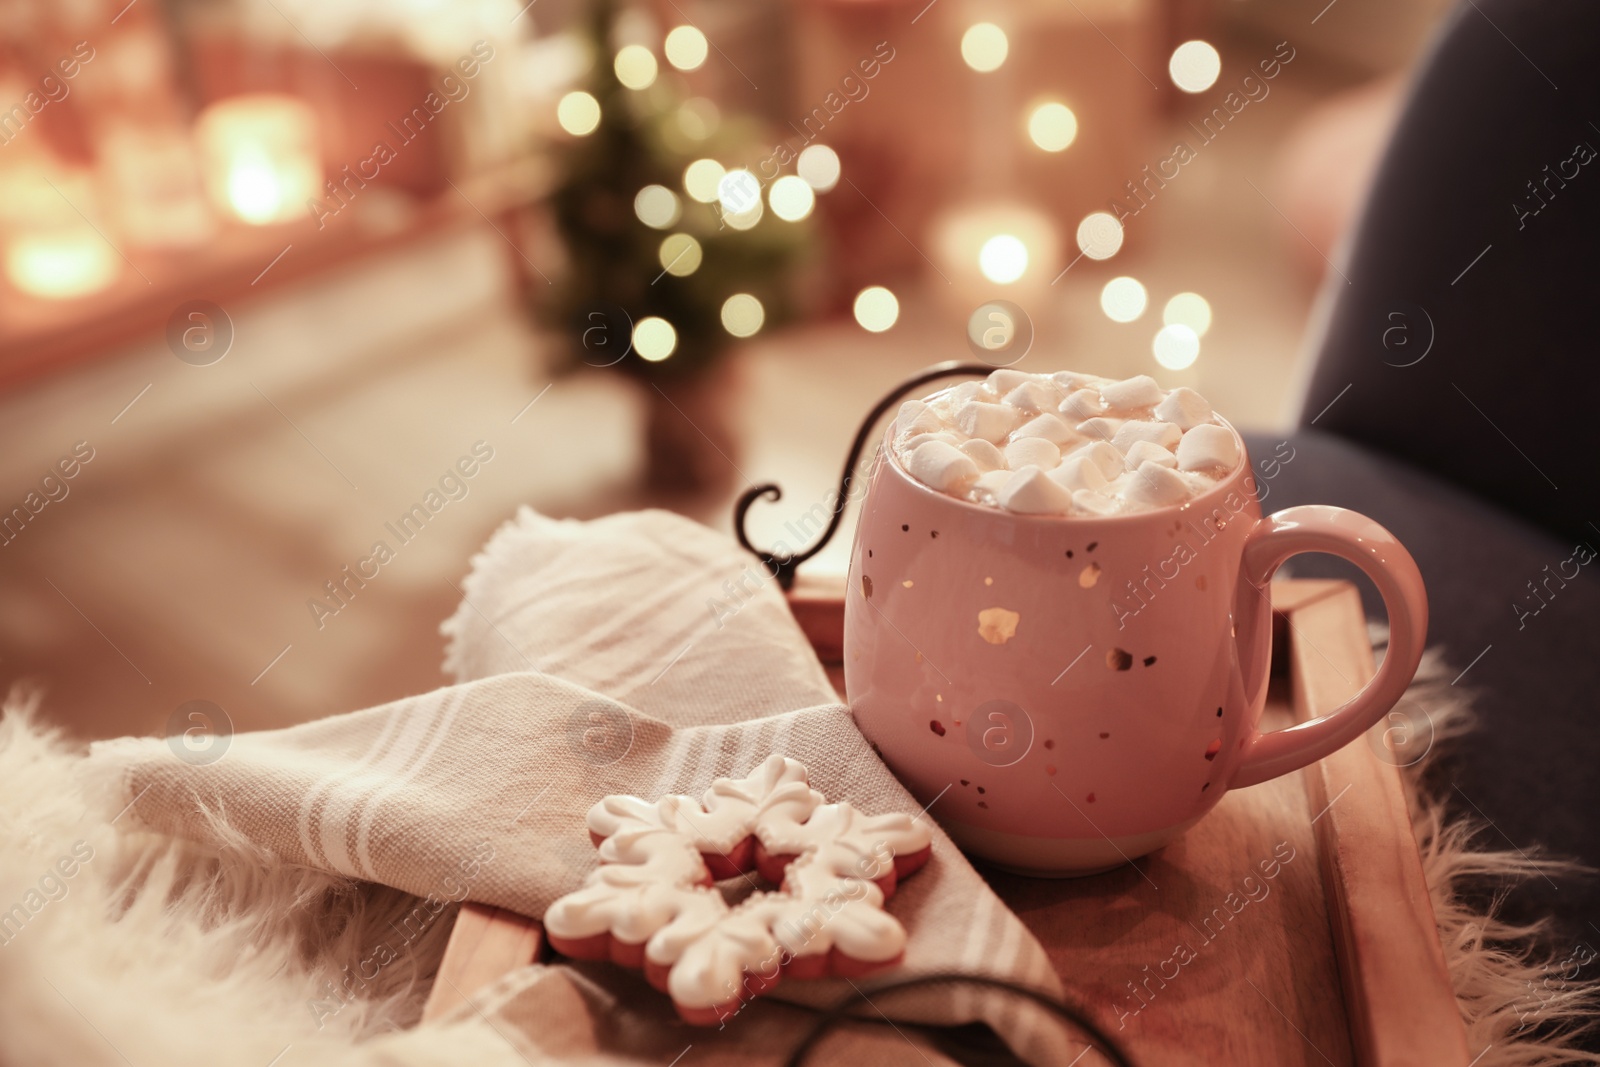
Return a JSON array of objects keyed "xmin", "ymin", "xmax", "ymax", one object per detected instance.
[{"xmin": 543, "ymin": 755, "xmax": 933, "ymax": 1025}]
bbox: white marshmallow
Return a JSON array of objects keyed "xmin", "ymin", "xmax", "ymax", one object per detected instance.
[
  {"xmin": 1058, "ymin": 387, "xmax": 1106, "ymax": 421},
  {"xmin": 1051, "ymin": 371, "xmax": 1107, "ymax": 392},
  {"xmin": 1064, "ymin": 440, "xmax": 1126, "ymax": 481},
  {"xmin": 1175, "ymin": 423, "xmax": 1241, "ymax": 471},
  {"xmin": 973, "ymin": 468, "xmax": 1010, "ymax": 499},
  {"xmin": 1048, "ymin": 454, "xmax": 1109, "ymax": 492},
  {"xmin": 949, "ymin": 380, "xmax": 988, "ymax": 406},
  {"xmin": 1119, "ymin": 461, "xmax": 1193, "ymax": 508},
  {"xmin": 903, "ymin": 431, "xmax": 961, "ymax": 451},
  {"xmin": 1124, "ymin": 440, "xmax": 1178, "ymax": 469},
  {"xmin": 999, "ymin": 466, "xmax": 1072, "ymax": 515},
  {"xmin": 1110, "ymin": 420, "xmax": 1183, "ymax": 452},
  {"xmin": 955, "ymin": 401, "xmax": 1019, "ymax": 444},
  {"xmin": 907, "ymin": 440, "xmax": 981, "ymax": 494},
  {"xmin": 987, "ymin": 368, "xmax": 1033, "ymax": 395},
  {"xmin": 1072, "ymin": 489, "xmax": 1122, "ymax": 517},
  {"xmin": 1005, "ymin": 437, "xmax": 1061, "ymax": 471},
  {"xmin": 897, "ymin": 404, "xmax": 943, "ymax": 437},
  {"xmin": 1074, "ymin": 417, "xmax": 1123, "ymax": 443},
  {"xmin": 1100, "ymin": 375, "xmax": 1165, "ymax": 411},
  {"xmin": 1011, "ymin": 412, "xmax": 1080, "ymax": 446},
  {"xmin": 959, "ymin": 438, "xmax": 1006, "ymax": 471},
  {"xmin": 1154, "ymin": 387, "xmax": 1213, "ymax": 431},
  {"xmin": 1002, "ymin": 381, "xmax": 1060, "ymax": 414}
]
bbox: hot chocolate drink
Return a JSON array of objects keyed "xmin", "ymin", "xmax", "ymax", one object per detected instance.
[{"xmin": 890, "ymin": 369, "xmax": 1241, "ymax": 517}]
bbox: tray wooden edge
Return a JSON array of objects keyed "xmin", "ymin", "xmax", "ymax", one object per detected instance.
[
  {"xmin": 421, "ymin": 903, "xmax": 544, "ymax": 1023},
  {"xmin": 1283, "ymin": 583, "xmax": 1470, "ymax": 1066}
]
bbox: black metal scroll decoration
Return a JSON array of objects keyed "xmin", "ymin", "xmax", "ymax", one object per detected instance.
[{"xmin": 734, "ymin": 360, "xmax": 994, "ymax": 590}]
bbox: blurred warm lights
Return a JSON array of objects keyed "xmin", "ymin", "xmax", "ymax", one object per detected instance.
[
  {"xmin": 1163, "ymin": 292, "xmax": 1212, "ymax": 336},
  {"xmin": 1169, "ymin": 40, "xmax": 1221, "ymax": 93},
  {"xmin": 796, "ymin": 144, "xmax": 841, "ymax": 193},
  {"xmin": 723, "ymin": 200, "xmax": 763, "ymax": 231},
  {"xmin": 634, "ymin": 317, "xmax": 678, "ymax": 361},
  {"xmin": 634, "ymin": 184, "xmax": 682, "ymax": 229},
  {"xmin": 854, "ymin": 286, "xmax": 899, "ymax": 332},
  {"xmin": 978, "ymin": 234, "xmax": 1028, "ymax": 284},
  {"xmin": 5, "ymin": 230, "xmax": 118, "ymax": 299},
  {"xmin": 768, "ymin": 175, "xmax": 815, "ymax": 222},
  {"xmin": 684, "ymin": 158, "xmax": 725, "ymax": 202},
  {"xmin": 1027, "ymin": 102, "xmax": 1078, "ymax": 152},
  {"xmin": 961, "ymin": 23, "xmax": 1008, "ymax": 73},
  {"xmin": 664, "ymin": 26, "xmax": 709, "ymax": 71},
  {"xmin": 1154, "ymin": 323, "xmax": 1201, "ymax": 369},
  {"xmin": 721, "ymin": 293, "xmax": 765, "ymax": 337},
  {"xmin": 1076, "ymin": 212, "xmax": 1124, "ymax": 260},
  {"xmin": 614, "ymin": 45, "xmax": 658, "ymax": 90},
  {"xmin": 1100, "ymin": 277, "xmax": 1148, "ymax": 323},
  {"xmin": 196, "ymin": 95, "xmax": 321, "ymax": 226},
  {"xmin": 557, "ymin": 91, "xmax": 601, "ymax": 136},
  {"xmin": 718, "ymin": 169, "xmax": 764, "ymax": 230},
  {"xmin": 716, "ymin": 169, "xmax": 761, "ymax": 214},
  {"xmin": 658, "ymin": 233, "xmax": 702, "ymax": 276}
]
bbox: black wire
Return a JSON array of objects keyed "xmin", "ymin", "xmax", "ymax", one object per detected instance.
[
  {"xmin": 782, "ymin": 972, "xmax": 1136, "ymax": 1067},
  {"xmin": 733, "ymin": 360, "xmax": 994, "ymax": 589}
]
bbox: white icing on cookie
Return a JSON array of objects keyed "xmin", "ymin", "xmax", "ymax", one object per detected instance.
[{"xmin": 543, "ymin": 755, "xmax": 932, "ymax": 1009}]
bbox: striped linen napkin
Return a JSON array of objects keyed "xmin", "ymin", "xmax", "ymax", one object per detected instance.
[{"xmin": 91, "ymin": 507, "xmax": 1070, "ymax": 1063}]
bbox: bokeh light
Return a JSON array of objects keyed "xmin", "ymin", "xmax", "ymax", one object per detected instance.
[
  {"xmin": 717, "ymin": 169, "xmax": 761, "ymax": 214},
  {"xmin": 1027, "ymin": 102, "xmax": 1078, "ymax": 152},
  {"xmin": 797, "ymin": 144, "xmax": 841, "ymax": 192},
  {"xmin": 768, "ymin": 175, "xmax": 815, "ymax": 222},
  {"xmin": 1154, "ymin": 324, "xmax": 1201, "ymax": 369},
  {"xmin": 978, "ymin": 234, "xmax": 1029, "ymax": 284},
  {"xmin": 614, "ymin": 45, "xmax": 658, "ymax": 91},
  {"xmin": 684, "ymin": 158, "xmax": 725, "ymax": 202},
  {"xmin": 633, "ymin": 184, "xmax": 682, "ymax": 229},
  {"xmin": 1169, "ymin": 40, "xmax": 1221, "ymax": 93},
  {"xmin": 664, "ymin": 26, "xmax": 708, "ymax": 71},
  {"xmin": 556, "ymin": 91, "xmax": 600, "ymax": 136},
  {"xmin": 1100, "ymin": 277, "xmax": 1148, "ymax": 323},
  {"xmin": 961, "ymin": 23, "xmax": 1008, "ymax": 73},
  {"xmin": 1076, "ymin": 212, "xmax": 1125, "ymax": 260},
  {"xmin": 723, "ymin": 199, "xmax": 764, "ymax": 230},
  {"xmin": 854, "ymin": 286, "xmax": 899, "ymax": 332},
  {"xmin": 658, "ymin": 233, "xmax": 702, "ymax": 276},
  {"xmin": 634, "ymin": 317, "xmax": 678, "ymax": 361},
  {"xmin": 5, "ymin": 232, "xmax": 118, "ymax": 299},
  {"xmin": 1163, "ymin": 292, "xmax": 1212, "ymax": 337},
  {"xmin": 721, "ymin": 293, "xmax": 765, "ymax": 337}
]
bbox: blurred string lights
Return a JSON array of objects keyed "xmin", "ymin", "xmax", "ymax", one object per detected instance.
[
  {"xmin": 554, "ymin": 15, "xmax": 1225, "ymax": 354},
  {"xmin": 1098, "ymin": 276, "xmax": 1213, "ymax": 370},
  {"xmin": 549, "ymin": 22, "xmax": 876, "ymax": 358},
  {"xmin": 943, "ymin": 16, "xmax": 1223, "ymax": 372}
]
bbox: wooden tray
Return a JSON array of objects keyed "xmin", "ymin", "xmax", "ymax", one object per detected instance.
[{"xmin": 422, "ymin": 579, "xmax": 1469, "ymax": 1066}]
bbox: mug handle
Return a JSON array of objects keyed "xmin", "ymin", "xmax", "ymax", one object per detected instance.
[{"xmin": 1228, "ymin": 505, "xmax": 1428, "ymax": 789}]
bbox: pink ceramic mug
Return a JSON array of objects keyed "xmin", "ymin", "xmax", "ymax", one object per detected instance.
[{"xmin": 843, "ymin": 409, "xmax": 1427, "ymax": 876}]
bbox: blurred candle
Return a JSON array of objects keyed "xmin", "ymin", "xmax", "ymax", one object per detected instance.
[
  {"xmin": 196, "ymin": 95, "xmax": 322, "ymax": 226},
  {"xmin": 0, "ymin": 166, "xmax": 120, "ymax": 300},
  {"xmin": 5, "ymin": 230, "xmax": 119, "ymax": 299}
]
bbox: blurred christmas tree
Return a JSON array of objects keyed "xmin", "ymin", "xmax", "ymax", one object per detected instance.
[{"xmin": 538, "ymin": 0, "xmax": 815, "ymax": 387}]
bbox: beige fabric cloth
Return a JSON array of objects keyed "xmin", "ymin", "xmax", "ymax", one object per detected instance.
[{"xmin": 91, "ymin": 508, "xmax": 1075, "ymax": 1063}]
